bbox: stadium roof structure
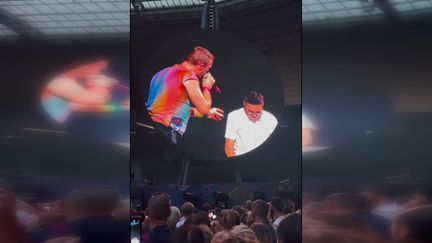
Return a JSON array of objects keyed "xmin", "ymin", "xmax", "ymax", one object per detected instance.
[
  {"xmin": 303, "ymin": 0, "xmax": 432, "ymax": 25},
  {"xmin": 0, "ymin": 0, "xmax": 129, "ymax": 39},
  {"xmin": 131, "ymin": 0, "xmax": 432, "ymax": 25},
  {"xmin": 136, "ymin": 0, "xmax": 230, "ymax": 10}
]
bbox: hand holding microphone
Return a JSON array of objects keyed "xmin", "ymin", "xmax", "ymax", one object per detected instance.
[
  {"xmin": 202, "ymin": 73, "xmax": 224, "ymax": 121},
  {"xmin": 202, "ymin": 73, "xmax": 216, "ymax": 89},
  {"xmin": 203, "ymin": 73, "xmax": 222, "ymax": 94}
]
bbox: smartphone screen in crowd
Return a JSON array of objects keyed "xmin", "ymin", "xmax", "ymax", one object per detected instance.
[{"xmin": 130, "ymin": 216, "xmax": 143, "ymax": 243}]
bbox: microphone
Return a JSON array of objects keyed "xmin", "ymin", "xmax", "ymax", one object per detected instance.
[{"xmin": 215, "ymin": 86, "xmax": 221, "ymax": 94}]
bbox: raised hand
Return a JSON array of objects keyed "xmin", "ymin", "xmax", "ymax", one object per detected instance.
[
  {"xmin": 202, "ymin": 73, "xmax": 216, "ymax": 89},
  {"xmin": 207, "ymin": 107, "xmax": 224, "ymax": 121}
]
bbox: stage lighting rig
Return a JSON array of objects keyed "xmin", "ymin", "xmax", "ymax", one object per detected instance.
[{"xmin": 201, "ymin": 0, "xmax": 219, "ymax": 30}]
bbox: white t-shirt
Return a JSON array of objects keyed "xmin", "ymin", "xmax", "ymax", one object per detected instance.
[
  {"xmin": 176, "ymin": 216, "xmax": 186, "ymax": 228},
  {"xmin": 372, "ymin": 202, "xmax": 402, "ymax": 220},
  {"xmin": 225, "ymin": 108, "xmax": 278, "ymax": 156},
  {"xmin": 16, "ymin": 210, "xmax": 38, "ymax": 229},
  {"xmin": 272, "ymin": 215, "xmax": 285, "ymax": 230}
]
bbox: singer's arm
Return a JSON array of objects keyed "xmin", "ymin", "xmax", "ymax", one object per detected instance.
[
  {"xmin": 225, "ymin": 139, "xmax": 236, "ymax": 157},
  {"xmin": 190, "ymin": 107, "xmax": 205, "ymax": 118},
  {"xmin": 45, "ymin": 78, "xmax": 111, "ymax": 105},
  {"xmin": 190, "ymin": 107, "xmax": 224, "ymax": 120}
]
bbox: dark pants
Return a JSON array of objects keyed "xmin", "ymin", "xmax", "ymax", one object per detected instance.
[{"xmin": 154, "ymin": 123, "xmax": 182, "ymax": 144}]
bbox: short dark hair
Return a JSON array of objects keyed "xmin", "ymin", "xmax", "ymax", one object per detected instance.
[
  {"xmin": 221, "ymin": 210, "xmax": 241, "ymax": 230},
  {"xmin": 181, "ymin": 202, "xmax": 195, "ymax": 216},
  {"xmin": 277, "ymin": 214, "xmax": 301, "ymax": 243},
  {"xmin": 271, "ymin": 197, "xmax": 284, "ymax": 213},
  {"xmin": 64, "ymin": 188, "xmax": 120, "ymax": 214},
  {"xmin": 244, "ymin": 91, "xmax": 264, "ymax": 105},
  {"xmin": 251, "ymin": 223, "xmax": 272, "ymax": 243},
  {"xmin": 252, "ymin": 199, "xmax": 269, "ymax": 219},
  {"xmin": 147, "ymin": 192, "xmax": 171, "ymax": 221},
  {"xmin": 185, "ymin": 211, "xmax": 211, "ymax": 228},
  {"xmin": 186, "ymin": 46, "xmax": 214, "ymax": 66},
  {"xmin": 171, "ymin": 225, "xmax": 205, "ymax": 243}
]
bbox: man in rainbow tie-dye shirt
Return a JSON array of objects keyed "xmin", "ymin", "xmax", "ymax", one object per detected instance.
[{"xmin": 147, "ymin": 46, "xmax": 224, "ymax": 144}]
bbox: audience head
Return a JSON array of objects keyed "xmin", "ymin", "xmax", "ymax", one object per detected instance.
[
  {"xmin": 167, "ymin": 206, "xmax": 181, "ymax": 230},
  {"xmin": 232, "ymin": 206, "xmax": 247, "ymax": 224},
  {"xmin": 221, "ymin": 210, "xmax": 241, "ymax": 230},
  {"xmin": 211, "ymin": 219, "xmax": 225, "ymax": 233},
  {"xmin": 403, "ymin": 190, "xmax": 430, "ymax": 209},
  {"xmin": 392, "ymin": 205, "xmax": 432, "ymax": 243},
  {"xmin": 232, "ymin": 206, "xmax": 243, "ymax": 213},
  {"xmin": 251, "ymin": 199, "xmax": 269, "ymax": 222},
  {"xmin": 230, "ymin": 225, "xmax": 260, "ymax": 243},
  {"xmin": 251, "ymin": 223, "xmax": 272, "ymax": 243},
  {"xmin": 199, "ymin": 224, "xmax": 214, "ymax": 243},
  {"xmin": 63, "ymin": 188, "xmax": 120, "ymax": 219},
  {"xmin": 211, "ymin": 231, "xmax": 247, "ymax": 243},
  {"xmin": 271, "ymin": 197, "xmax": 285, "ymax": 215},
  {"xmin": 147, "ymin": 192, "xmax": 171, "ymax": 223},
  {"xmin": 181, "ymin": 202, "xmax": 196, "ymax": 217},
  {"xmin": 171, "ymin": 224, "xmax": 205, "ymax": 243},
  {"xmin": 185, "ymin": 211, "xmax": 211, "ymax": 228}
]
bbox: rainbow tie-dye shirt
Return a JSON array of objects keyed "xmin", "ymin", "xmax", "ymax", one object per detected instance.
[{"xmin": 147, "ymin": 65, "xmax": 199, "ymax": 135}]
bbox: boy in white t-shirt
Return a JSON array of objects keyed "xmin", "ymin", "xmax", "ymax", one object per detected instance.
[{"xmin": 224, "ymin": 91, "xmax": 278, "ymax": 157}]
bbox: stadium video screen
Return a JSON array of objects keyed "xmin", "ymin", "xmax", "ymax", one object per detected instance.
[
  {"xmin": 41, "ymin": 60, "xmax": 129, "ymax": 125},
  {"xmin": 31, "ymin": 47, "xmax": 130, "ymax": 145},
  {"xmin": 138, "ymin": 30, "xmax": 285, "ymax": 159}
]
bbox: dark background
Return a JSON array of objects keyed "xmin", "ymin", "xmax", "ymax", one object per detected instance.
[{"xmin": 303, "ymin": 14, "xmax": 432, "ymax": 190}]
